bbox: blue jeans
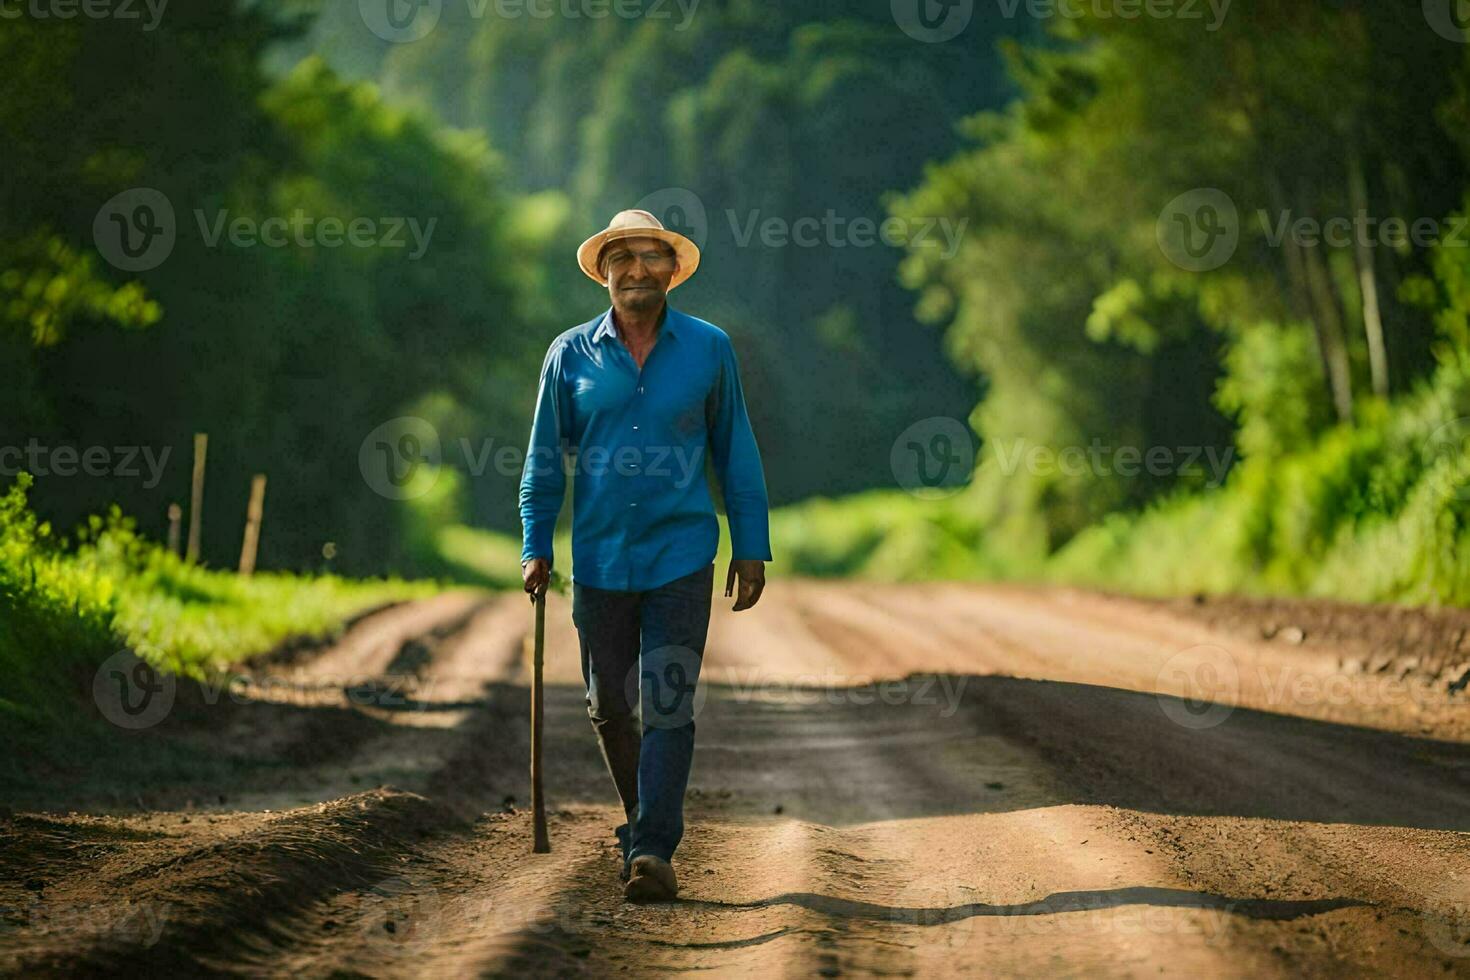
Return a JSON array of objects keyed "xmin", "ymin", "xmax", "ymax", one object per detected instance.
[{"xmin": 571, "ymin": 561, "xmax": 714, "ymax": 868}]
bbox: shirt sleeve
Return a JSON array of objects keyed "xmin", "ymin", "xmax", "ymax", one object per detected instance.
[
  {"xmin": 519, "ymin": 341, "xmax": 569, "ymax": 566},
  {"xmin": 707, "ymin": 334, "xmax": 773, "ymax": 561}
]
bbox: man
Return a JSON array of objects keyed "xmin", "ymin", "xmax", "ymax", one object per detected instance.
[{"xmin": 519, "ymin": 208, "xmax": 772, "ymax": 903}]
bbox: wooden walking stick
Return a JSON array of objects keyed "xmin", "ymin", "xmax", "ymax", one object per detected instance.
[{"xmin": 531, "ymin": 587, "xmax": 550, "ymax": 853}]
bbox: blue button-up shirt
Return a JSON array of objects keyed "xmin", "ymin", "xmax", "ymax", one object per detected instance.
[{"xmin": 518, "ymin": 304, "xmax": 772, "ymax": 591}]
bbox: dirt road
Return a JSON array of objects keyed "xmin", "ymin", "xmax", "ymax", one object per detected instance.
[{"xmin": 5, "ymin": 580, "xmax": 1470, "ymax": 977}]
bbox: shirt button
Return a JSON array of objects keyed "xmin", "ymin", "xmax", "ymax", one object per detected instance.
[
  {"xmin": 630, "ymin": 502, "xmax": 638, "ymax": 508},
  {"xmin": 632, "ymin": 425, "xmax": 639, "ymax": 430},
  {"xmin": 637, "ymin": 386, "xmax": 644, "ymax": 393}
]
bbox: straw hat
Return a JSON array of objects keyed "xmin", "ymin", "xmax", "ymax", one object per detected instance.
[{"xmin": 576, "ymin": 209, "xmax": 701, "ymax": 290}]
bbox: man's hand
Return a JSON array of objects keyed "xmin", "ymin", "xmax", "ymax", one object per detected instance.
[
  {"xmin": 724, "ymin": 559, "xmax": 765, "ymax": 611},
  {"xmin": 522, "ymin": 557, "xmax": 551, "ymax": 601}
]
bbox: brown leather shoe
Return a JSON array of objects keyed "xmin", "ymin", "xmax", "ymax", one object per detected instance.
[{"xmin": 623, "ymin": 855, "xmax": 678, "ymax": 902}]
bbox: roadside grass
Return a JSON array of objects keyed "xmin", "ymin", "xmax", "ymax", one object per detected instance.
[{"xmin": 0, "ymin": 473, "xmax": 435, "ymax": 800}]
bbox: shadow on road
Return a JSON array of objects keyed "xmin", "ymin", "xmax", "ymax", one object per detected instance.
[{"xmin": 694, "ymin": 884, "xmax": 1365, "ymax": 925}]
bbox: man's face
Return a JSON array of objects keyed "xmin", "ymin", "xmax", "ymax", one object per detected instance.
[{"xmin": 602, "ymin": 236, "xmax": 678, "ymax": 313}]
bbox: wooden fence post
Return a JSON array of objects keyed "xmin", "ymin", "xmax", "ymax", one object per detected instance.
[
  {"xmin": 238, "ymin": 474, "xmax": 267, "ymax": 577},
  {"xmin": 185, "ymin": 433, "xmax": 207, "ymax": 563},
  {"xmin": 166, "ymin": 503, "xmax": 182, "ymax": 556}
]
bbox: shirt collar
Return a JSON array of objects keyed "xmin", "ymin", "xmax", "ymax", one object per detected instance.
[{"xmin": 594, "ymin": 304, "xmax": 678, "ymax": 344}]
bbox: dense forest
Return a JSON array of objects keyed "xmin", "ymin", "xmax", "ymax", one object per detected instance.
[
  {"xmin": 4, "ymin": 1, "xmax": 1029, "ymax": 573},
  {"xmin": 6, "ymin": 0, "xmax": 1470, "ymax": 605},
  {"xmin": 877, "ymin": 1, "xmax": 1470, "ymax": 603}
]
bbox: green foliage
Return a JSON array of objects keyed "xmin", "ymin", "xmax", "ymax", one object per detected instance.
[
  {"xmin": 781, "ymin": 359, "xmax": 1470, "ymax": 607},
  {"xmin": 0, "ymin": 232, "xmax": 161, "ymax": 345},
  {"xmin": 1214, "ymin": 322, "xmax": 1331, "ymax": 461},
  {"xmin": 0, "ymin": 474, "xmax": 430, "ymax": 769},
  {"xmin": 316, "ymin": 3, "xmax": 1032, "ymax": 506},
  {"xmin": 2, "ymin": 5, "xmax": 540, "ymax": 574},
  {"xmin": 0, "ymin": 473, "xmax": 118, "ymax": 729},
  {"xmin": 888, "ymin": 0, "xmax": 1468, "ymax": 569},
  {"xmin": 769, "ymin": 489, "xmax": 994, "ymax": 582},
  {"xmin": 1050, "ymin": 359, "xmax": 1470, "ymax": 603}
]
